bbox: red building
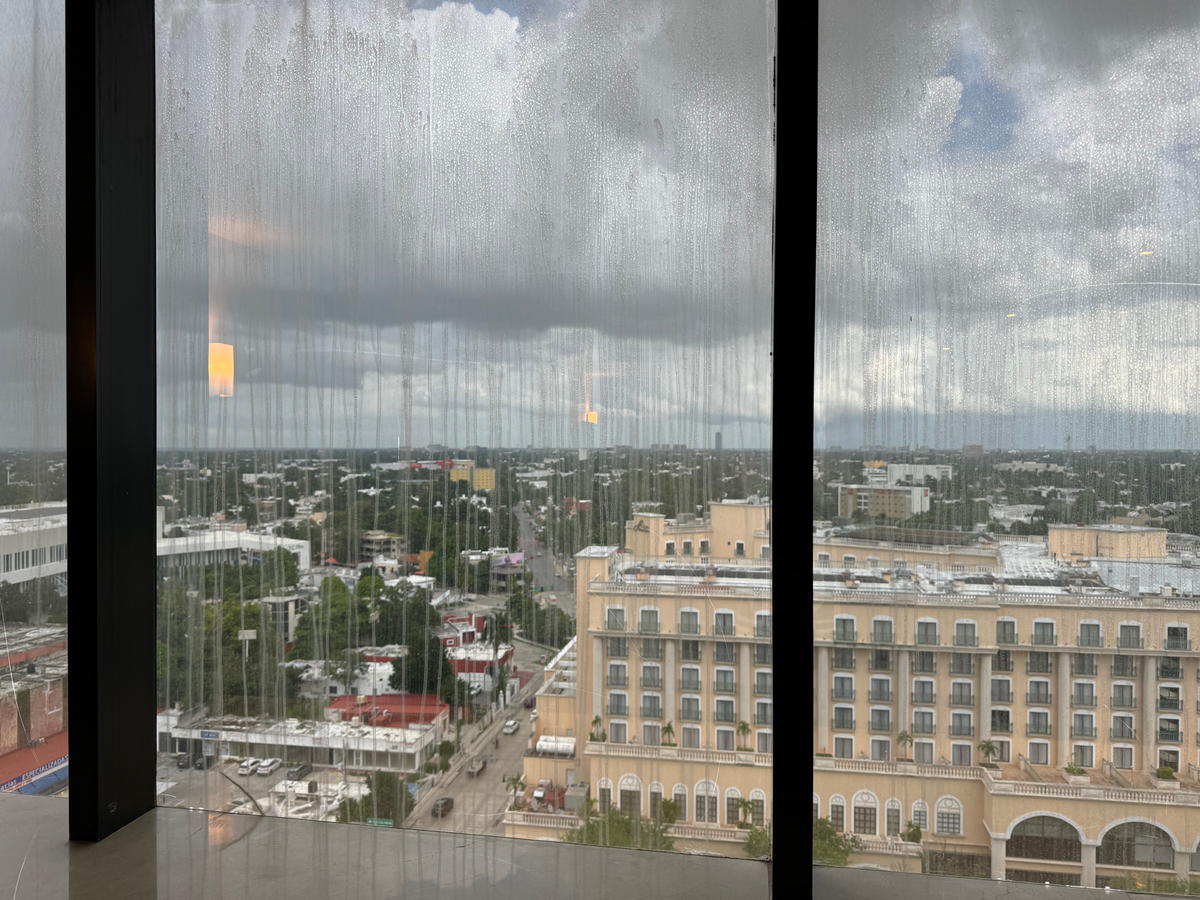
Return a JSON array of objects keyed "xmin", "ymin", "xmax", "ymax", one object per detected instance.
[
  {"xmin": 564, "ymin": 497, "xmax": 591, "ymax": 515},
  {"xmin": 447, "ymin": 643, "xmax": 514, "ymax": 674}
]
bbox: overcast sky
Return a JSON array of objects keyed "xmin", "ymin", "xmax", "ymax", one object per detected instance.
[
  {"xmin": 816, "ymin": 0, "xmax": 1200, "ymax": 452},
  {"xmin": 0, "ymin": 0, "xmax": 776, "ymax": 452}
]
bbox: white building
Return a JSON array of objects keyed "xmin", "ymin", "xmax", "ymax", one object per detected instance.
[
  {"xmin": 887, "ymin": 463, "xmax": 952, "ymax": 484},
  {"xmin": 156, "ymin": 531, "xmax": 311, "ymax": 575},
  {"xmin": 0, "ymin": 505, "xmax": 68, "ymax": 587}
]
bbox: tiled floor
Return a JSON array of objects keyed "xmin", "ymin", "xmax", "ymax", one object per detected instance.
[{"xmin": 0, "ymin": 793, "xmax": 770, "ymax": 899}]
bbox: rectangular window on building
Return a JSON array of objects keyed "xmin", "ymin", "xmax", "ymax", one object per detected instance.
[
  {"xmin": 735, "ymin": 541, "xmax": 745, "ymax": 556},
  {"xmin": 716, "ymin": 729, "xmax": 735, "ymax": 751},
  {"xmin": 853, "ymin": 806, "xmax": 876, "ymax": 834},
  {"xmin": 997, "ymin": 621, "xmax": 1016, "ymax": 644},
  {"xmin": 715, "ymin": 642, "xmax": 736, "ymax": 663},
  {"xmin": 664, "ymin": 541, "xmax": 675, "ymax": 556},
  {"xmin": 1113, "ymin": 684, "xmax": 1134, "ymax": 707},
  {"xmin": 674, "ymin": 791, "xmax": 687, "ymax": 822},
  {"xmin": 756, "ymin": 644, "xmax": 773, "ymax": 665},
  {"xmin": 1114, "ymin": 746, "xmax": 1134, "ymax": 769},
  {"xmin": 700, "ymin": 540, "xmax": 710, "ymax": 555},
  {"xmin": 913, "ymin": 711, "xmax": 933, "ymax": 734},
  {"xmin": 913, "ymin": 808, "xmax": 927, "ymax": 829},
  {"xmin": 606, "ymin": 608, "xmax": 626, "ymax": 630},
  {"xmin": 936, "ymin": 813, "xmax": 961, "ymax": 835},
  {"xmin": 608, "ymin": 638, "xmax": 628, "ymax": 657},
  {"xmin": 830, "ymin": 803, "xmax": 845, "ymax": 832},
  {"xmin": 682, "ymin": 541, "xmax": 693, "ymax": 555},
  {"xmin": 917, "ymin": 621, "xmax": 938, "ymax": 645},
  {"xmin": 681, "ymin": 667, "xmax": 702, "ymax": 691},
  {"xmin": 643, "ymin": 724, "xmax": 660, "ymax": 746},
  {"xmin": 914, "ymin": 741, "xmax": 933, "ymax": 764},
  {"xmin": 705, "ymin": 796, "xmax": 719, "ymax": 823},
  {"xmin": 757, "ymin": 731, "xmax": 772, "ymax": 753},
  {"xmin": 649, "ymin": 790, "xmax": 662, "ymax": 820},
  {"xmin": 620, "ymin": 790, "xmax": 639, "ymax": 816},
  {"xmin": 871, "ymin": 739, "xmax": 890, "ymax": 761},
  {"xmin": 1079, "ymin": 623, "xmax": 1101, "ymax": 647},
  {"xmin": 1074, "ymin": 744, "xmax": 1093, "ymax": 768},
  {"xmin": 681, "ymin": 611, "xmax": 701, "ymax": 634},
  {"xmin": 951, "ymin": 744, "xmax": 971, "ymax": 766},
  {"xmin": 683, "ymin": 726, "xmax": 701, "ymax": 750},
  {"xmin": 682, "ymin": 641, "xmax": 702, "ymax": 662},
  {"xmin": 642, "ymin": 639, "xmax": 661, "ymax": 660},
  {"xmin": 609, "ymin": 722, "xmax": 626, "ymax": 744},
  {"xmin": 887, "ymin": 807, "xmax": 900, "ymax": 835},
  {"xmin": 1029, "ymin": 742, "xmax": 1049, "ymax": 765},
  {"xmin": 598, "ymin": 788, "xmax": 612, "ymax": 809},
  {"xmin": 752, "ymin": 798, "xmax": 765, "ymax": 827}
]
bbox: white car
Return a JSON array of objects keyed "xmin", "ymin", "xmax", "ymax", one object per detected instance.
[
  {"xmin": 503, "ymin": 720, "xmax": 519, "ymax": 735},
  {"xmin": 238, "ymin": 758, "xmax": 262, "ymax": 776},
  {"xmin": 256, "ymin": 758, "xmax": 282, "ymax": 776}
]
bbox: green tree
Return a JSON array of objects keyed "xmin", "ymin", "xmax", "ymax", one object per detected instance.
[
  {"xmin": 745, "ymin": 825, "xmax": 772, "ymax": 859},
  {"xmin": 505, "ymin": 774, "xmax": 526, "ymax": 809},
  {"xmin": 661, "ymin": 721, "xmax": 675, "ymax": 746},
  {"xmin": 287, "ymin": 577, "xmax": 368, "ymax": 661},
  {"xmin": 337, "ymin": 771, "xmax": 413, "ymax": 825},
  {"xmin": 896, "ymin": 730, "xmax": 913, "ymax": 761},
  {"xmin": 736, "ymin": 720, "xmax": 752, "ymax": 750},
  {"xmin": 813, "ymin": 817, "xmax": 862, "ymax": 866},
  {"xmin": 563, "ymin": 806, "xmax": 675, "ymax": 852},
  {"xmin": 978, "ymin": 739, "xmax": 1000, "ymax": 766}
]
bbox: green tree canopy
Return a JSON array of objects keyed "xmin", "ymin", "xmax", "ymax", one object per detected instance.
[
  {"xmin": 813, "ymin": 817, "xmax": 862, "ymax": 866},
  {"xmin": 337, "ymin": 771, "xmax": 413, "ymax": 826},
  {"xmin": 563, "ymin": 806, "xmax": 675, "ymax": 852}
]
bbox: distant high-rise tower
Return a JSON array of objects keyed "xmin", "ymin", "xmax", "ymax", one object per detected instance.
[
  {"xmin": 715, "ymin": 431, "xmax": 723, "ymax": 453},
  {"xmin": 1066, "ymin": 435, "xmax": 1072, "ymax": 453}
]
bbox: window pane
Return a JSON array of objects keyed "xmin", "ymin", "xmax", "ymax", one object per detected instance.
[{"xmin": 157, "ymin": 0, "xmax": 775, "ymax": 859}]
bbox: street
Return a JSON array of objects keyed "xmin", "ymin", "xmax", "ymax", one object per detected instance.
[{"xmin": 514, "ymin": 506, "xmax": 574, "ymax": 616}]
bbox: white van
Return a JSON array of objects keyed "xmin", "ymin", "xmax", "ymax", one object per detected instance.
[
  {"xmin": 257, "ymin": 758, "xmax": 282, "ymax": 776},
  {"xmin": 238, "ymin": 758, "xmax": 262, "ymax": 776}
]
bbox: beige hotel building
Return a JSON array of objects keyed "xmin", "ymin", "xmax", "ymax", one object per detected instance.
[
  {"xmin": 504, "ymin": 500, "xmax": 773, "ymax": 856},
  {"xmin": 813, "ymin": 553, "xmax": 1200, "ymax": 887}
]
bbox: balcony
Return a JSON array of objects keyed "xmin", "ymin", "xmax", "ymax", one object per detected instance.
[
  {"xmin": 948, "ymin": 694, "xmax": 975, "ymax": 708},
  {"xmin": 911, "ymin": 692, "xmax": 935, "ymax": 705},
  {"xmin": 1111, "ymin": 726, "xmax": 1137, "ymax": 740},
  {"xmin": 1112, "ymin": 662, "xmax": 1138, "ymax": 677},
  {"xmin": 911, "ymin": 722, "xmax": 935, "ymax": 735},
  {"xmin": 1111, "ymin": 696, "xmax": 1137, "ymax": 709},
  {"xmin": 1077, "ymin": 635, "xmax": 1104, "ymax": 649},
  {"xmin": 680, "ymin": 678, "xmax": 702, "ymax": 691},
  {"xmin": 992, "ymin": 656, "xmax": 1014, "ymax": 674},
  {"xmin": 604, "ymin": 621, "xmax": 629, "ymax": 634},
  {"xmin": 607, "ymin": 674, "xmax": 629, "ymax": 687},
  {"xmin": 949, "ymin": 661, "xmax": 975, "ymax": 676},
  {"xmin": 1166, "ymin": 638, "xmax": 1193, "ymax": 652},
  {"xmin": 911, "ymin": 660, "xmax": 937, "ymax": 675},
  {"xmin": 680, "ymin": 708, "xmax": 702, "ymax": 722},
  {"xmin": 953, "ymin": 633, "xmax": 978, "ymax": 648},
  {"xmin": 996, "ymin": 632, "xmax": 1019, "ymax": 646},
  {"xmin": 641, "ymin": 642, "xmax": 663, "ymax": 660},
  {"xmin": 1031, "ymin": 633, "xmax": 1058, "ymax": 646},
  {"xmin": 871, "ymin": 630, "xmax": 895, "ymax": 645},
  {"xmin": 714, "ymin": 681, "xmax": 736, "ymax": 694},
  {"xmin": 755, "ymin": 624, "xmax": 772, "ymax": 638},
  {"xmin": 714, "ymin": 708, "xmax": 736, "ymax": 723},
  {"xmin": 832, "ymin": 718, "xmax": 855, "ymax": 731},
  {"xmin": 1159, "ymin": 666, "xmax": 1183, "ymax": 680},
  {"xmin": 868, "ymin": 688, "xmax": 892, "ymax": 702},
  {"xmin": 755, "ymin": 682, "xmax": 773, "ymax": 696},
  {"xmin": 1071, "ymin": 725, "xmax": 1097, "ymax": 738},
  {"xmin": 1027, "ymin": 723, "xmax": 1052, "ymax": 735},
  {"xmin": 1071, "ymin": 695, "xmax": 1097, "ymax": 708},
  {"xmin": 915, "ymin": 632, "xmax": 940, "ymax": 646},
  {"xmin": 868, "ymin": 658, "xmax": 894, "ymax": 673},
  {"xmin": 990, "ymin": 721, "xmax": 1014, "ymax": 734},
  {"xmin": 607, "ymin": 703, "xmax": 629, "ymax": 717},
  {"xmin": 868, "ymin": 719, "xmax": 893, "ymax": 733},
  {"xmin": 640, "ymin": 706, "xmax": 662, "ymax": 719},
  {"xmin": 1158, "ymin": 697, "xmax": 1184, "ymax": 711},
  {"xmin": 607, "ymin": 643, "xmax": 628, "ymax": 659},
  {"xmin": 638, "ymin": 621, "xmax": 661, "ymax": 635},
  {"xmin": 833, "ymin": 689, "xmax": 856, "ymax": 701},
  {"xmin": 640, "ymin": 676, "xmax": 661, "ymax": 689},
  {"xmin": 1117, "ymin": 636, "xmax": 1144, "ymax": 650},
  {"xmin": 1071, "ymin": 660, "xmax": 1098, "ymax": 677},
  {"xmin": 713, "ymin": 623, "xmax": 737, "ymax": 637},
  {"xmin": 681, "ymin": 648, "xmax": 702, "ymax": 663},
  {"xmin": 948, "ymin": 724, "xmax": 974, "ymax": 737},
  {"xmin": 681, "ymin": 621, "xmax": 703, "ymax": 636},
  {"xmin": 1159, "ymin": 730, "xmax": 1184, "ymax": 743},
  {"xmin": 991, "ymin": 689, "xmax": 1013, "ymax": 703},
  {"xmin": 1026, "ymin": 661, "xmax": 1053, "ymax": 675},
  {"xmin": 755, "ymin": 711, "xmax": 772, "ymax": 726},
  {"xmin": 1026, "ymin": 692, "xmax": 1052, "ymax": 705}
]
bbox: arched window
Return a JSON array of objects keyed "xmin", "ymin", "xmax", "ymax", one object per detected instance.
[
  {"xmin": 725, "ymin": 787, "xmax": 742, "ymax": 825},
  {"xmin": 885, "ymin": 798, "xmax": 902, "ymax": 835},
  {"xmin": 695, "ymin": 780, "xmax": 719, "ymax": 824},
  {"xmin": 618, "ymin": 774, "xmax": 642, "ymax": 817},
  {"xmin": 596, "ymin": 777, "xmax": 613, "ymax": 809},
  {"xmin": 813, "ymin": 792, "xmax": 820, "ymax": 821},
  {"xmin": 1099, "ymin": 822, "xmax": 1175, "ymax": 869},
  {"xmin": 1008, "ymin": 816, "xmax": 1082, "ymax": 862},
  {"xmin": 829, "ymin": 794, "xmax": 846, "ymax": 831},
  {"xmin": 934, "ymin": 796, "xmax": 962, "ymax": 835},
  {"xmin": 752, "ymin": 789, "xmax": 768, "ymax": 827},
  {"xmin": 852, "ymin": 790, "xmax": 878, "ymax": 835},
  {"xmin": 673, "ymin": 784, "xmax": 688, "ymax": 822},
  {"xmin": 648, "ymin": 781, "xmax": 664, "ymax": 820},
  {"xmin": 911, "ymin": 800, "xmax": 928, "ymax": 830}
]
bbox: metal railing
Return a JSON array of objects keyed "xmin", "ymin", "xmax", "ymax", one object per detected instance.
[
  {"xmin": 607, "ymin": 674, "xmax": 628, "ymax": 687},
  {"xmin": 679, "ymin": 708, "xmax": 702, "ymax": 722},
  {"xmin": 916, "ymin": 632, "xmax": 940, "ymax": 646},
  {"xmin": 996, "ymin": 633, "xmax": 1019, "ymax": 645},
  {"xmin": 714, "ymin": 709, "xmax": 736, "ymax": 723},
  {"xmin": 1071, "ymin": 725, "xmax": 1097, "ymax": 738},
  {"xmin": 1111, "ymin": 726, "xmax": 1137, "ymax": 740},
  {"xmin": 948, "ymin": 724, "xmax": 974, "ymax": 737},
  {"xmin": 641, "ymin": 643, "xmax": 663, "ymax": 660},
  {"xmin": 1159, "ymin": 667, "xmax": 1184, "ymax": 679},
  {"xmin": 638, "ymin": 621, "xmax": 661, "ymax": 634},
  {"xmin": 991, "ymin": 690, "xmax": 1013, "ymax": 703},
  {"xmin": 912, "ymin": 660, "xmax": 937, "ymax": 674},
  {"xmin": 1031, "ymin": 633, "xmax": 1058, "ymax": 646},
  {"xmin": 1112, "ymin": 662, "xmax": 1138, "ymax": 677},
  {"xmin": 992, "ymin": 656, "xmax": 1014, "ymax": 673},
  {"xmin": 1159, "ymin": 730, "xmax": 1184, "ymax": 743},
  {"xmin": 714, "ymin": 680, "xmax": 737, "ymax": 694},
  {"xmin": 1071, "ymin": 695, "xmax": 1097, "ymax": 708},
  {"xmin": 680, "ymin": 678, "xmax": 702, "ymax": 691},
  {"xmin": 640, "ymin": 706, "xmax": 662, "ymax": 719},
  {"xmin": 640, "ymin": 676, "xmax": 661, "ymax": 689},
  {"xmin": 1077, "ymin": 635, "xmax": 1104, "ymax": 648},
  {"xmin": 607, "ymin": 703, "xmax": 629, "ymax": 716},
  {"xmin": 1166, "ymin": 638, "xmax": 1193, "ymax": 652},
  {"xmin": 948, "ymin": 694, "xmax": 975, "ymax": 707},
  {"xmin": 912, "ymin": 692, "xmax": 936, "ymax": 704},
  {"xmin": 755, "ymin": 682, "xmax": 773, "ymax": 696},
  {"xmin": 911, "ymin": 722, "xmax": 935, "ymax": 735},
  {"xmin": 755, "ymin": 712, "xmax": 772, "ymax": 725},
  {"xmin": 755, "ymin": 624, "xmax": 772, "ymax": 638},
  {"xmin": 1027, "ymin": 661, "xmax": 1053, "ymax": 674},
  {"xmin": 1111, "ymin": 696, "xmax": 1136, "ymax": 709},
  {"xmin": 868, "ymin": 688, "xmax": 892, "ymax": 702},
  {"xmin": 832, "ymin": 718, "xmax": 855, "ymax": 730},
  {"xmin": 1071, "ymin": 661, "xmax": 1098, "ymax": 676},
  {"xmin": 1117, "ymin": 636, "xmax": 1144, "ymax": 649},
  {"xmin": 713, "ymin": 623, "xmax": 737, "ymax": 637},
  {"xmin": 991, "ymin": 721, "xmax": 1014, "ymax": 734},
  {"xmin": 949, "ymin": 660, "xmax": 975, "ymax": 676},
  {"xmin": 1158, "ymin": 697, "xmax": 1183, "ymax": 711},
  {"xmin": 953, "ymin": 633, "xmax": 978, "ymax": 647},
  {"xmin": 871, "ymin": 630, "xmax": 895, "ymax": 644},
  {"xmin": 1026, "ymin": 692, "xmax": 1052, "ymax": 705},
  {"xmin": 833, "ymin": 689, "xmax": 856, "ymax": 701},
  {"xmin": 1026, "ymin": 722, "xmax": 1052, "ymax": 735},
  {"xmin": 868, "ymin": 718, "xmax": 894, "ymax": 733},
  {"xmin": 681, "ymin": 621, "xmax": 702, "ymax": 635},
  {"xmin": 868, "ymin": 658, "xmax": 894, "ymax": 672}
]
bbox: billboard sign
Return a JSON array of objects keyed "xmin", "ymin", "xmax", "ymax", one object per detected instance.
[{"xmin": 491, "ymin": 552, "xmax": 524, "ymax": 570}]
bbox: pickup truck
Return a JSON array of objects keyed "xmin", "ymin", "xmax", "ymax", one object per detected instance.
[{"xmin": 466, "ymin": 757, "xmax": 486, "ymax": 777}]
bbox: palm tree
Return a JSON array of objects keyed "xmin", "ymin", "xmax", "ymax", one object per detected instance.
[
  {"xmin": 505, "ymin": 774, "xmax": 526, "ymax": 810},
  {"xmin": 734, "ymin": 797, "xmax": 755, "ymax": 828},
  {"xmin": 591, "ymin": 715, "xmax": 605, "ymax": 741},
  {"xmin": 896, "ymin": 730, "xmax": 913, "ymax": 761},
  {"xmin": 978, "ymin": 739, "xmax": 1000, "ymax": 766},
  {"xmin": 661, "ymin": 721, "xmax": 675, "ymax": 746},
  {"xmin": 736, "ymin": 720, "xmax": 752, "ymax": 750}
]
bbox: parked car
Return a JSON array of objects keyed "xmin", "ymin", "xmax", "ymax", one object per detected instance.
[
  {"xmin": 466, "ymin": 757, "xmax": 486, "ymax": 777},
  {"xmin": 431, "ymin": 797, "xmax": 454, "ymax": 818},
  {"xmin": 287, "ymin": 762, "xmax": 313, "ymax": 781},
  {"xmin": 523, "ymin": 697, "xmax": 535, "ymax": 709},
  {"xmin": 176, "ymin": 755, "xmax": 190, "ymax": 770},
  {"xmin": 502, "ymin": 720, "xmax": 519, "ymax": 735},
  {"xmin": 238, "ymin": 758, "xmax": 262, "ymax": 776},
  {"xmin": 257, "ymin": 758, "xmax": 282, "ymax": 776},
  {"xmin": 193, "ymin": 756, "xmax": 206, "ymax": 770}
]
